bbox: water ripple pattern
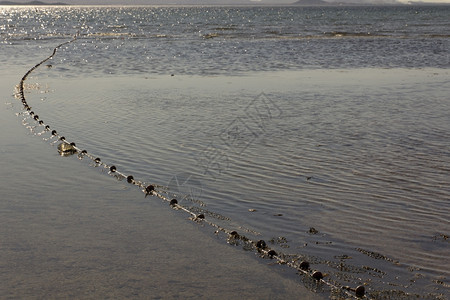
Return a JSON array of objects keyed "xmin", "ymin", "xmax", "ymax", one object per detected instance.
[
  {"xmin": 8, "ymin": 5, "xmax": 450, "ymax": 300},
  {"xmin": 16, "ymin": 36, "xmax": 370, "ymax": 300}
]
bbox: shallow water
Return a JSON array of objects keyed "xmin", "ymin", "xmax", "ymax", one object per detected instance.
[
  {"xmin": 1, "ymin": 5, "xmax": 450, "ymax": 299},
  {"xmin": 1, "ymin": 6, "xmax": 449, "ymax": 73},
  {"xmin": 12, "ymin": 67, "xmax": 450, "ymax": 298},
  {"xmin": 1, "ymin": 75, "xmax": 322, "ymax": 300}
]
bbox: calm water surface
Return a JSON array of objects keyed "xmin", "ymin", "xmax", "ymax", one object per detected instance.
[{"xmin": 1, "ymin": 5, "xmax": 449, "ymax": 299}]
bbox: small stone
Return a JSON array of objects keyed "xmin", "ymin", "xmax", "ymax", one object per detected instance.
[
  {"xmin": 57, "ymin": 142, "xmax": 77, "ymax": 156},
  {"xmin": 355, "ymin": 285, "xmax": 365, "ymax": 297},
  {"xmin": 309, "ymin": 227, "xmax": 319, "ymax": 234}
]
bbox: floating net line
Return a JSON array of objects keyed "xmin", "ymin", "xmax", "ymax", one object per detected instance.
[{"xmin": 16, "ymin": 35, "xmax": 368, "ymax": 299}]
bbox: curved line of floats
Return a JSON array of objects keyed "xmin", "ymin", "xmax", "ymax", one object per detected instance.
[{"xmin": 17, "ymin": 35, "xmax": 367, "ymax": 299}]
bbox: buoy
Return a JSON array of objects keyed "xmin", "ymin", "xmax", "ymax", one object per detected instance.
[
  {"xmin": 109, "ymin": 166, "xmax": 116, "ymax": 172},
  {"xmin": 145, "ymin": 185, "xmax": 154, "ymax": 195},
  {"xmin": 230, "ymin": 231, "xmax": 239, "ymax": 238},
  {"xmin": 170, "ymin": 199, "xmax": 178, "ymax": 206},
  {"xmin": 196, "ymin": 214, "xmax": 205, "ymax": 219},
  {"xmin": 312, "ymin": 271, "xmax": 323, "ymax": 280},
  {"xmin": 256, "ymin": 240, "xmax": 267, "ymax": 249},
  {"xmin": 51, "ymin": 130, "xmax": 57, "ymax": 136},
  {"xmin": 94, "ymin": 157, "xmax": 101, "ymax": 164},
  {"xmin": 127, "ymin": 175, "xmax": 134, "ymax": 183},
  {"xmin": 355, "ymin": 285, "xmax": 365, "ymax": 297},
  {"xmin": 268, "ymin": 250, "xmax": 277, "ymax": 258},
  {"xmin": 299, "ymin": 261, "xmax": 310, "ymax": 271}
]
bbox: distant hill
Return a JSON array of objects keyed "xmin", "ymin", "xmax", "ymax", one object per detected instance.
[{"xmin": 0, "ymin": 1, "xmax": 67, "ymax": 5}]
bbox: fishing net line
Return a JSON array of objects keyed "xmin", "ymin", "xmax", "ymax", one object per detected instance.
[{"xmin": 15, "ymin": 35, "xmax": 446, "ymax": 300}]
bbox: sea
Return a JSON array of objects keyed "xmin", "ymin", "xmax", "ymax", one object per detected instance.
[{"xmin": 1, "ymin": 5, "xmax": 449, "ymax": 299}]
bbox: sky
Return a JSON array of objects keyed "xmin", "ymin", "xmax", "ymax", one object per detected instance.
[{"xmin": 6, "ymin": 0, "xmax": 450, "ymax": 4}]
